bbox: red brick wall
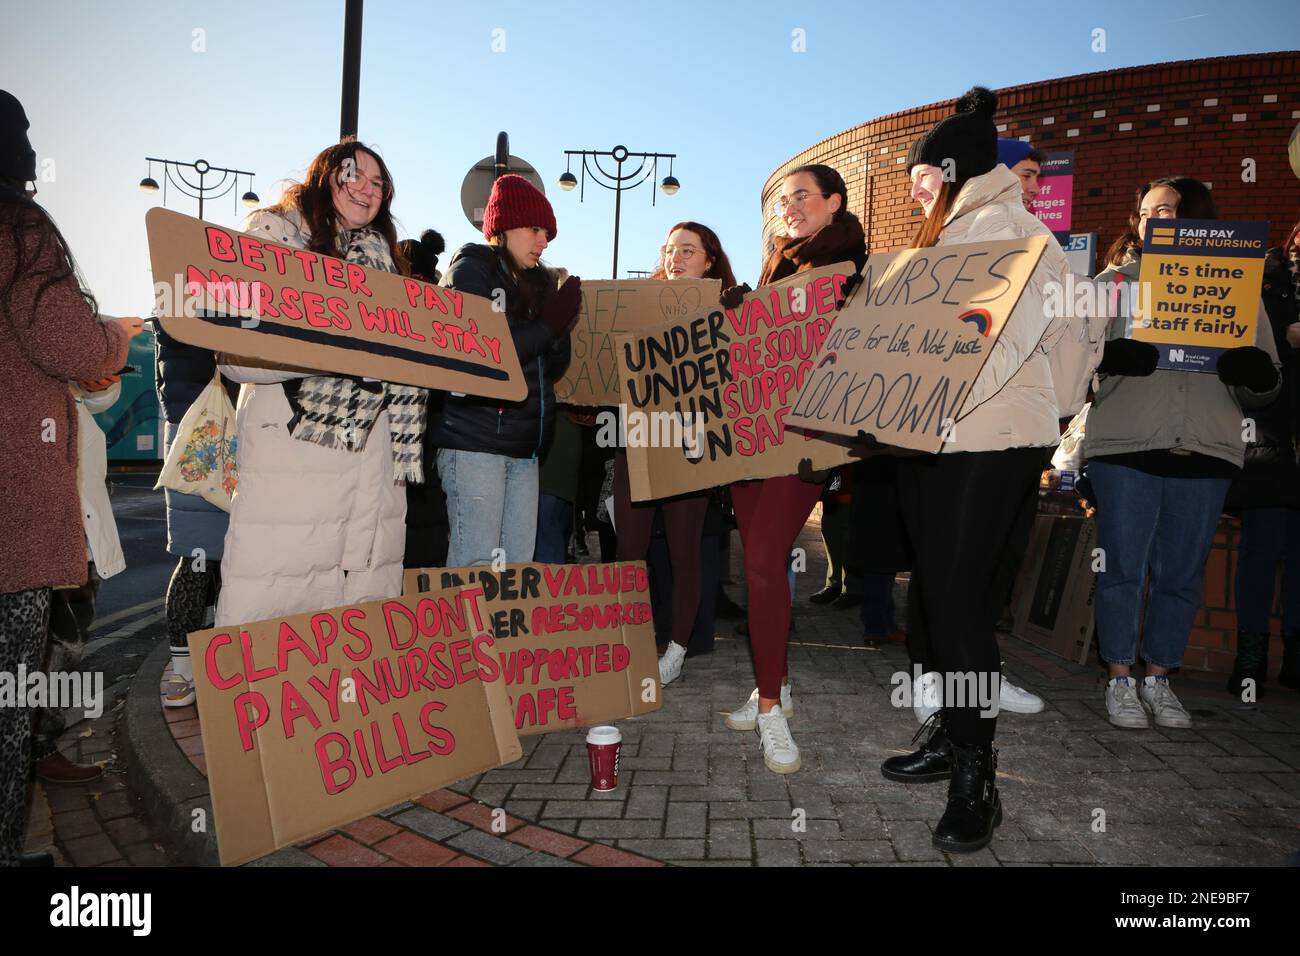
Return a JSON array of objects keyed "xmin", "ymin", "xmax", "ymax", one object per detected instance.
[{"xmin": 762, "ymin": 52, "xmax": 1300, "ymax": 262}]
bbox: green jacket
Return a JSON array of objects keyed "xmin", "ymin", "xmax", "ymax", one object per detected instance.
[{"xmin": 1084, "ymin": 257, "xmax": 1282, "ymax": 468}]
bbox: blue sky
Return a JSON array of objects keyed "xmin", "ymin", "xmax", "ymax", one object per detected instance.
[{"xmin": 3, "ymin": 0, "xmax": 1298, "ymax": 317}]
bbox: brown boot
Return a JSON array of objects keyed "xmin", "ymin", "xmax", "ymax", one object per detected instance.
[{"xmin": 35, "ymin": 751, "xmax": 104, "ymax": 785}]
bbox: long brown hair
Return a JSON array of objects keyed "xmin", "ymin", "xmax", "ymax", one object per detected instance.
[
  {"xmin": 1104, "ymin": 176, "xmax": 1219, "ymax": 268},
  {"xmin": 487, "ymin": 233, "xmax": 554, "ymax": 320},
  {"xmin": 910, "ymin": 180, "xmax": 955, "ymax": 249},
  {"xmin": 650, "ymin": 221, "xmax": 738, "ymax": 287},
  {"xmin": 268, "ymin": 138, "xmax": 407, "ymax": 274}
]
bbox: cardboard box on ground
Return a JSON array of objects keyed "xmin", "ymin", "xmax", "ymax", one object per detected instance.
[
  {"xmin": 145, "ymin": 207, "xmax": 526, "ymax": 400},
  {"xmin": 556, "ymin": 278, "xmax": 720, "ymax": 406},
  {"xmin": 785, "ymin": 237, "xmax": 1048, "ymax": 453},
  {"xmin": 616, "ymin": 263, "xmax": 858, "ymax": 502},
  {"xmin": 1010, "ymin": 513, "xmax": 1098, "ymax": 665},
  {"xmin": 403, "ymin": 561, "xmax": 662, "ymax": 735}
]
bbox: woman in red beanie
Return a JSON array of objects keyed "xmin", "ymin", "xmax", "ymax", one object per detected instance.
[
  {"xmin": 723, "ymin": 164, "xmax": 867, "ymax": 775},
  {"xmin": 432, "ymin": 174, "xmax": 581, "ymax": 565}
]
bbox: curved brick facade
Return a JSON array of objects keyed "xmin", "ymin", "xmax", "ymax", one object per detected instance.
[{"xmin": 763, "ymin": 52, "xmax": 1300, "ymax": 264}]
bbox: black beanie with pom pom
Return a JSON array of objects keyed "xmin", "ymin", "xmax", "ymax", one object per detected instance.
[
  {"xmin": 399, "ymin": 228, "xmax": 446, "ymax": 282},
  {"xmin": 906, "ymin": 86, "xmax": 999, "ymax": 184}
]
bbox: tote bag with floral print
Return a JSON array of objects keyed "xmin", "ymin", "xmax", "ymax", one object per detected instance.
[{"xmin": 154, "ymin": 370, "xmax": 238, "ymax": 511}]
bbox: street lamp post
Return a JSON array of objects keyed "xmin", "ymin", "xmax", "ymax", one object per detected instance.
[
  {"xmin": 138, "ymin": 157, "xmax": 259, "ymax": 219},
  {"xmin": 558, "ymin": 145, "xmax": 679, "ymax": 279}
]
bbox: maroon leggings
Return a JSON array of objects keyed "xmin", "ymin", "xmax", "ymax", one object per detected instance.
[
  {"xmin": 613, "ymin": 449, "xmax": 709, "ymax": 648},
  {"xmin": 731, "ymin": 474, "xmax": 823, "ymax": 700}
]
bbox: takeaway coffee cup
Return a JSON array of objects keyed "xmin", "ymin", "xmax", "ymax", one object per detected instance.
[{"xmin": 586, "ymin": 725, "xmax": 622, "ymax": 792}]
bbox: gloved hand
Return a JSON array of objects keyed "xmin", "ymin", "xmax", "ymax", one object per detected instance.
[
  {"xmin": 720, "ymin": 283, "xmax": 752, "ymax": 309},
  {"xmin": 1075, "ymin": 472, "xmax": 1097, "ymax": 519},
  {"xmin": 1216, "ymin": 345, "xmax": 1278, "ymax": 391},
  {"xmin": 1096, "ymin": 338, "xmax": 1159, "ymax": 377},
  {"xmin": 856, "ymin": 430, "xmax": 883, "ymax": 449},
  {"xmin": 543, "ymin": 276, "xmax": 582, "ymax": 337},
  {"xmin": 796, "ymin": 457, "xmax": 830, "ymax": 484},
  {"xmin": 835, "ymin": 271, "xmax": 864, "ymax": 310}
]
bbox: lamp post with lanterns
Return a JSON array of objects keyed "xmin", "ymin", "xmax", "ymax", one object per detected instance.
[
  {"xmin": 557, "ymin": 145, "xmax": 678, "ymax": 279},
  {"xmin": 138, "ymin": 157, "xmax": 259, "ymax": 220}
]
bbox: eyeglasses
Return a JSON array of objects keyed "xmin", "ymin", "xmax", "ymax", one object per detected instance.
[
  {"xmin": 662, "ymin": 244, "xmax": 702, "ymax": 261},
  {"xmin": 772, "ymin": 189, "xmax": 829, "ymax": 218},
  {"xmin": 339, "ymin": 170, "xmax": 391, "ymax": 201}
]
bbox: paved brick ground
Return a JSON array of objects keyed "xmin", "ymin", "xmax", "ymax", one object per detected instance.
[{"xmin": 28, "ymin": 511, "xmax": 1300, "ymax": 867}]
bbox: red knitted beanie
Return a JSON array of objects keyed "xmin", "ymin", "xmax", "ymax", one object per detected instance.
[{"xmin": 482, "ymin": 174, "xmax": 556, "ymax": 241}]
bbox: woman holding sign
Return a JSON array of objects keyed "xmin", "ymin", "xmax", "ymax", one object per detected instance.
[
  {"xmin": 216, "ymin": 140, "xmax": 426, "ymax": 626},
  {"xmin": 1085, "ymin": 177, "xmax": 1281, "ymax": 725},
  {"xmin": 880, "ymin": 87, "xmax": 1081, "ymax": 852},
  {"xmin": 433, "ymin": 174, "xmax": 580, "ymax": 566},
  {"xmin": 723, "ymin": 165, "xmax": 867, "ymax": 774},
  {"xmin": 614, "ymin": 221, "xmax": 737, "ymax": 686}
]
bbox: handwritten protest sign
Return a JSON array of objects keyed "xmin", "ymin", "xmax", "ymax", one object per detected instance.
[
  {"xmin": 404, "ymin": 562, "xmax": 661, "ymax": 735},
  {"xmin": 1132, "ymin": 218, "xmax": 1268, "ymax": 371},
  {"xmin": 188, "ymin": 590, "xmax": 521, "ymax": 866},
  {"xmin": 557, "ymin": 278, "xmax": 720, "ymax": 406},
  {"xmin": 146, "ymin": 207, "xmax": 526, "ymax": 400},
  {"xmin": 615, "ymin": 264, "xmax": 855, "ymax": 501},
  {"xmin": 786, "ymin": 238, "xmax": 1047, "ymax": 453}
]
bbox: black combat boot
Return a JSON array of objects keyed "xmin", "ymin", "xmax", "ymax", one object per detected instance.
[
  {"xmin": 880, "ymin": 711, "xmax": 952, "ymax": 784},
  {"xmin": 1226, "ymin": 630, "xmax": 1269, "ymax": 698},
  {"xmin": 932, "ymin": 741, "xmax": 1002, "ymax": 853}
]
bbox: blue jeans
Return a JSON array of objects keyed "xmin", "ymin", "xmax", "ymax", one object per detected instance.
[
  {"xmin": 437, "ymin": 448, "xmax": 539, "ymax": 567},
  {"xmin": 535, "ymin": 494, "xmax": 573, "ymax": 564},
  {"xmin": 860, "ymin": 571, "xmax": 897, "ymax": 637},
  {"xmin": 1090, "ymin": 461, "xmax": 1231, "ymax": 668},
  {"xmin": 1235, "ymin": 507, "xmax": 1300, "ymax": 633}
]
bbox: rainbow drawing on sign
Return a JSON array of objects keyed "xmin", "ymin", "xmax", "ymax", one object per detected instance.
[{"xmin": 958, "ymin": 308, "xmax": 992, "ymax": 336}]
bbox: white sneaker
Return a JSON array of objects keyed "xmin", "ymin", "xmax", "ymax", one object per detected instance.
[
  {"xmin": 999, "ymin": 677, "xmax": 1044, "ymax": 714},
  {"xmin": 1106, "ymin": 677, "xmax": 1149, "ymax": 729},
  {"xmin": 755, "ymin": 711, "xmax": 801, "ymax": 774},
  {"xmin": 162, "ymin": 675, "xmax": 196, "ymax": 708},
  {"xmin": 914, "ymin": 671, "xmax": 942, "ymax": 724},
  {"xmin": 725, "ymin": 685, "xmax": 793, "ymax": 730},
  {"xmin": 1140, "ymin": 676, "xmax": 1193, "ymax": 728},
  {"xmin": 658, "ymin": 642, "xmax": 686, "ymax": 686}
]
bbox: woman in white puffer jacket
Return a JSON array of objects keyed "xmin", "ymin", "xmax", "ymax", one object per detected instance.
[
  {"xmin": 875, "ymin": 87, "xmax": 1104, "ymax": 855},
  {"xmin": 216, "ymin": 140, "xmax": 424, "ymax": 627}
]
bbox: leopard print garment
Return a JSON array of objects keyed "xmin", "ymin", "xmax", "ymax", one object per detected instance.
[{"xmin": 0, "ymin": 587, "xmax": 50, "ymax": 865}]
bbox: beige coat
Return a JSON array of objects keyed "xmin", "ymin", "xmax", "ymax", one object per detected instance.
[
  {"xmin": 215, "ymin": 209, "xmax": 406, "ymax": 626},
  {"xmin": 938, "ymin": 166, "xmax": 1106, "ymax": 453}
]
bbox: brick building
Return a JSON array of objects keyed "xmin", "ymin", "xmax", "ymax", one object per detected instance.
[{"xmin": 763, "ymin": 51, "xmax": 1300, "ymax": 263}]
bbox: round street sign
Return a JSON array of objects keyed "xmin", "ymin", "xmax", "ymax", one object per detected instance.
[{"xmin": 460, "ymin": 154, "xmax": 544, "ymax": 230}]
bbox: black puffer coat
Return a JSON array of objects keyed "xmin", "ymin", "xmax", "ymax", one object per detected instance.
[
  {"xmin": 429, "ymin": 244, "xmax": 570, "ymax": 459},
  {"xmin": 1225, "ymin": 249, "xmax": 1300, "ymax": 511},
  {"xmin": 154, "ymin": 325, "xmax": 239, "ymax": 423}
]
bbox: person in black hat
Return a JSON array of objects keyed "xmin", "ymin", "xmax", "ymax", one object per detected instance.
[{"xmin": 0, "ymin": 89, "xmax": 37, "ymax": 189}]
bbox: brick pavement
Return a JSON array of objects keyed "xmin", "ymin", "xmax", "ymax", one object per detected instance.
[{"xmin": 30, "ymin": 513, "xmax": 1300, "ymax": 867}]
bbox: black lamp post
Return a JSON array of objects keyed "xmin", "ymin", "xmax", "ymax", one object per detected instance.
[
  {"xmin": 558, "ymin": 145, "xmax": 678, "ymax": 279},
  {"xmin": 139, "ymin": 157, "xmax": 258, "ymax": 220}
]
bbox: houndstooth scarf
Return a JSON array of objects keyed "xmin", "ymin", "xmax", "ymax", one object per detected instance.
[{"xmin": 284, "ymin": 227, "xmax": 427, "ymax": 483}]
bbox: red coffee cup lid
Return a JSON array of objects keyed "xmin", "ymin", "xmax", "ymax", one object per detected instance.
[{"xmin": 586, "ymin": 725, "xmax": 621, "ymax": 745}]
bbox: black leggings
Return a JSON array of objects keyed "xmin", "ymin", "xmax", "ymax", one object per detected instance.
[
  {"xmin": 898, "ymin": 448, "xmax": 1045, "ymax": 745},
  {"xmin": 166, "ymin": 556, "xmax": 222, "ymax": 651}
]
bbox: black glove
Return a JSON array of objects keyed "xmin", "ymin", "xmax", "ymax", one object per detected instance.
[
  {"xmin": 1216, "ymin": 346, "xmax": 1278, "ymax": 391},
  {"xmin": 835, "ymin": 271, "xmax": 864, "ymax": 310},
  {"xmin": 1096, "ymin": 338, "xmax": 1159, "ymax": 377},
  {"xmin": 720, "ymin": 283, "xmax": 752, "ymax": 309},
  {"xmin": 796, "ymin": 457, "xmax": 829, "ymax": 484},
  {"xmin": 543, "ymin": 276, "xmax": 582, "ymax": 337},
  {"xmin": 855, "ymin": 430, "xmax": 883, "ymax": 450}
]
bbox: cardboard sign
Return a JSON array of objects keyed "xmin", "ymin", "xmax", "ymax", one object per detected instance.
[
  {"xmin": 188, "ymin": 592, "xmax": 522, "ymax": 866},
  {"xmin": 1030, "ymin": 151, "xmax": 1074, "ymax": 238},
  {"xmin": 615, "ymin": 264, "xmax": 856, "ymax": 501},
  {"xmin": 1132, "ymin": 218, "xmax": 1268, "ymax": 371},
  {"xmin": 786, "ymin": 238, "xmax": 1048, "ymax": 453},
  {"xmin": 146, "ymin": 207, "xmax": 526, "ymax": 401},
  {"xmin": 404, "ymin": 561, "xmax": 661, "ymax": 735},
  {"xmin": 556, "ymin": 279, "xmax": 720, "ymax": 406},
  {"xmin": 1010, "ymin": 513, "xmax": 1097, "ymax": 665}
]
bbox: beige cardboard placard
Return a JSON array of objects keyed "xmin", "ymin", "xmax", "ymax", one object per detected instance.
[
  {"xmin": 557, "ymin": 278, "xmax": 720, "ymax": 406},
  {"xmin": 404, "ymin": 561, "xmax": 661, "ymax": 735},
  {"xmin": 147, "ymin": 207, "xmax": 526, "ymax": 401},
  {"xmin": 786, "ymin": 237, "xmax": 1048, "ymax": 452},
  {"xmin": 1010, "ymin": 514, "xmax": 1097, "ymax": 665},
  {"xmin": 615, "ymin": 263, "xmax": 856, "ymax": 501},
  {"xmin": 188, "ymin": 591, "xmax": 522, "ymax": 866}
]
